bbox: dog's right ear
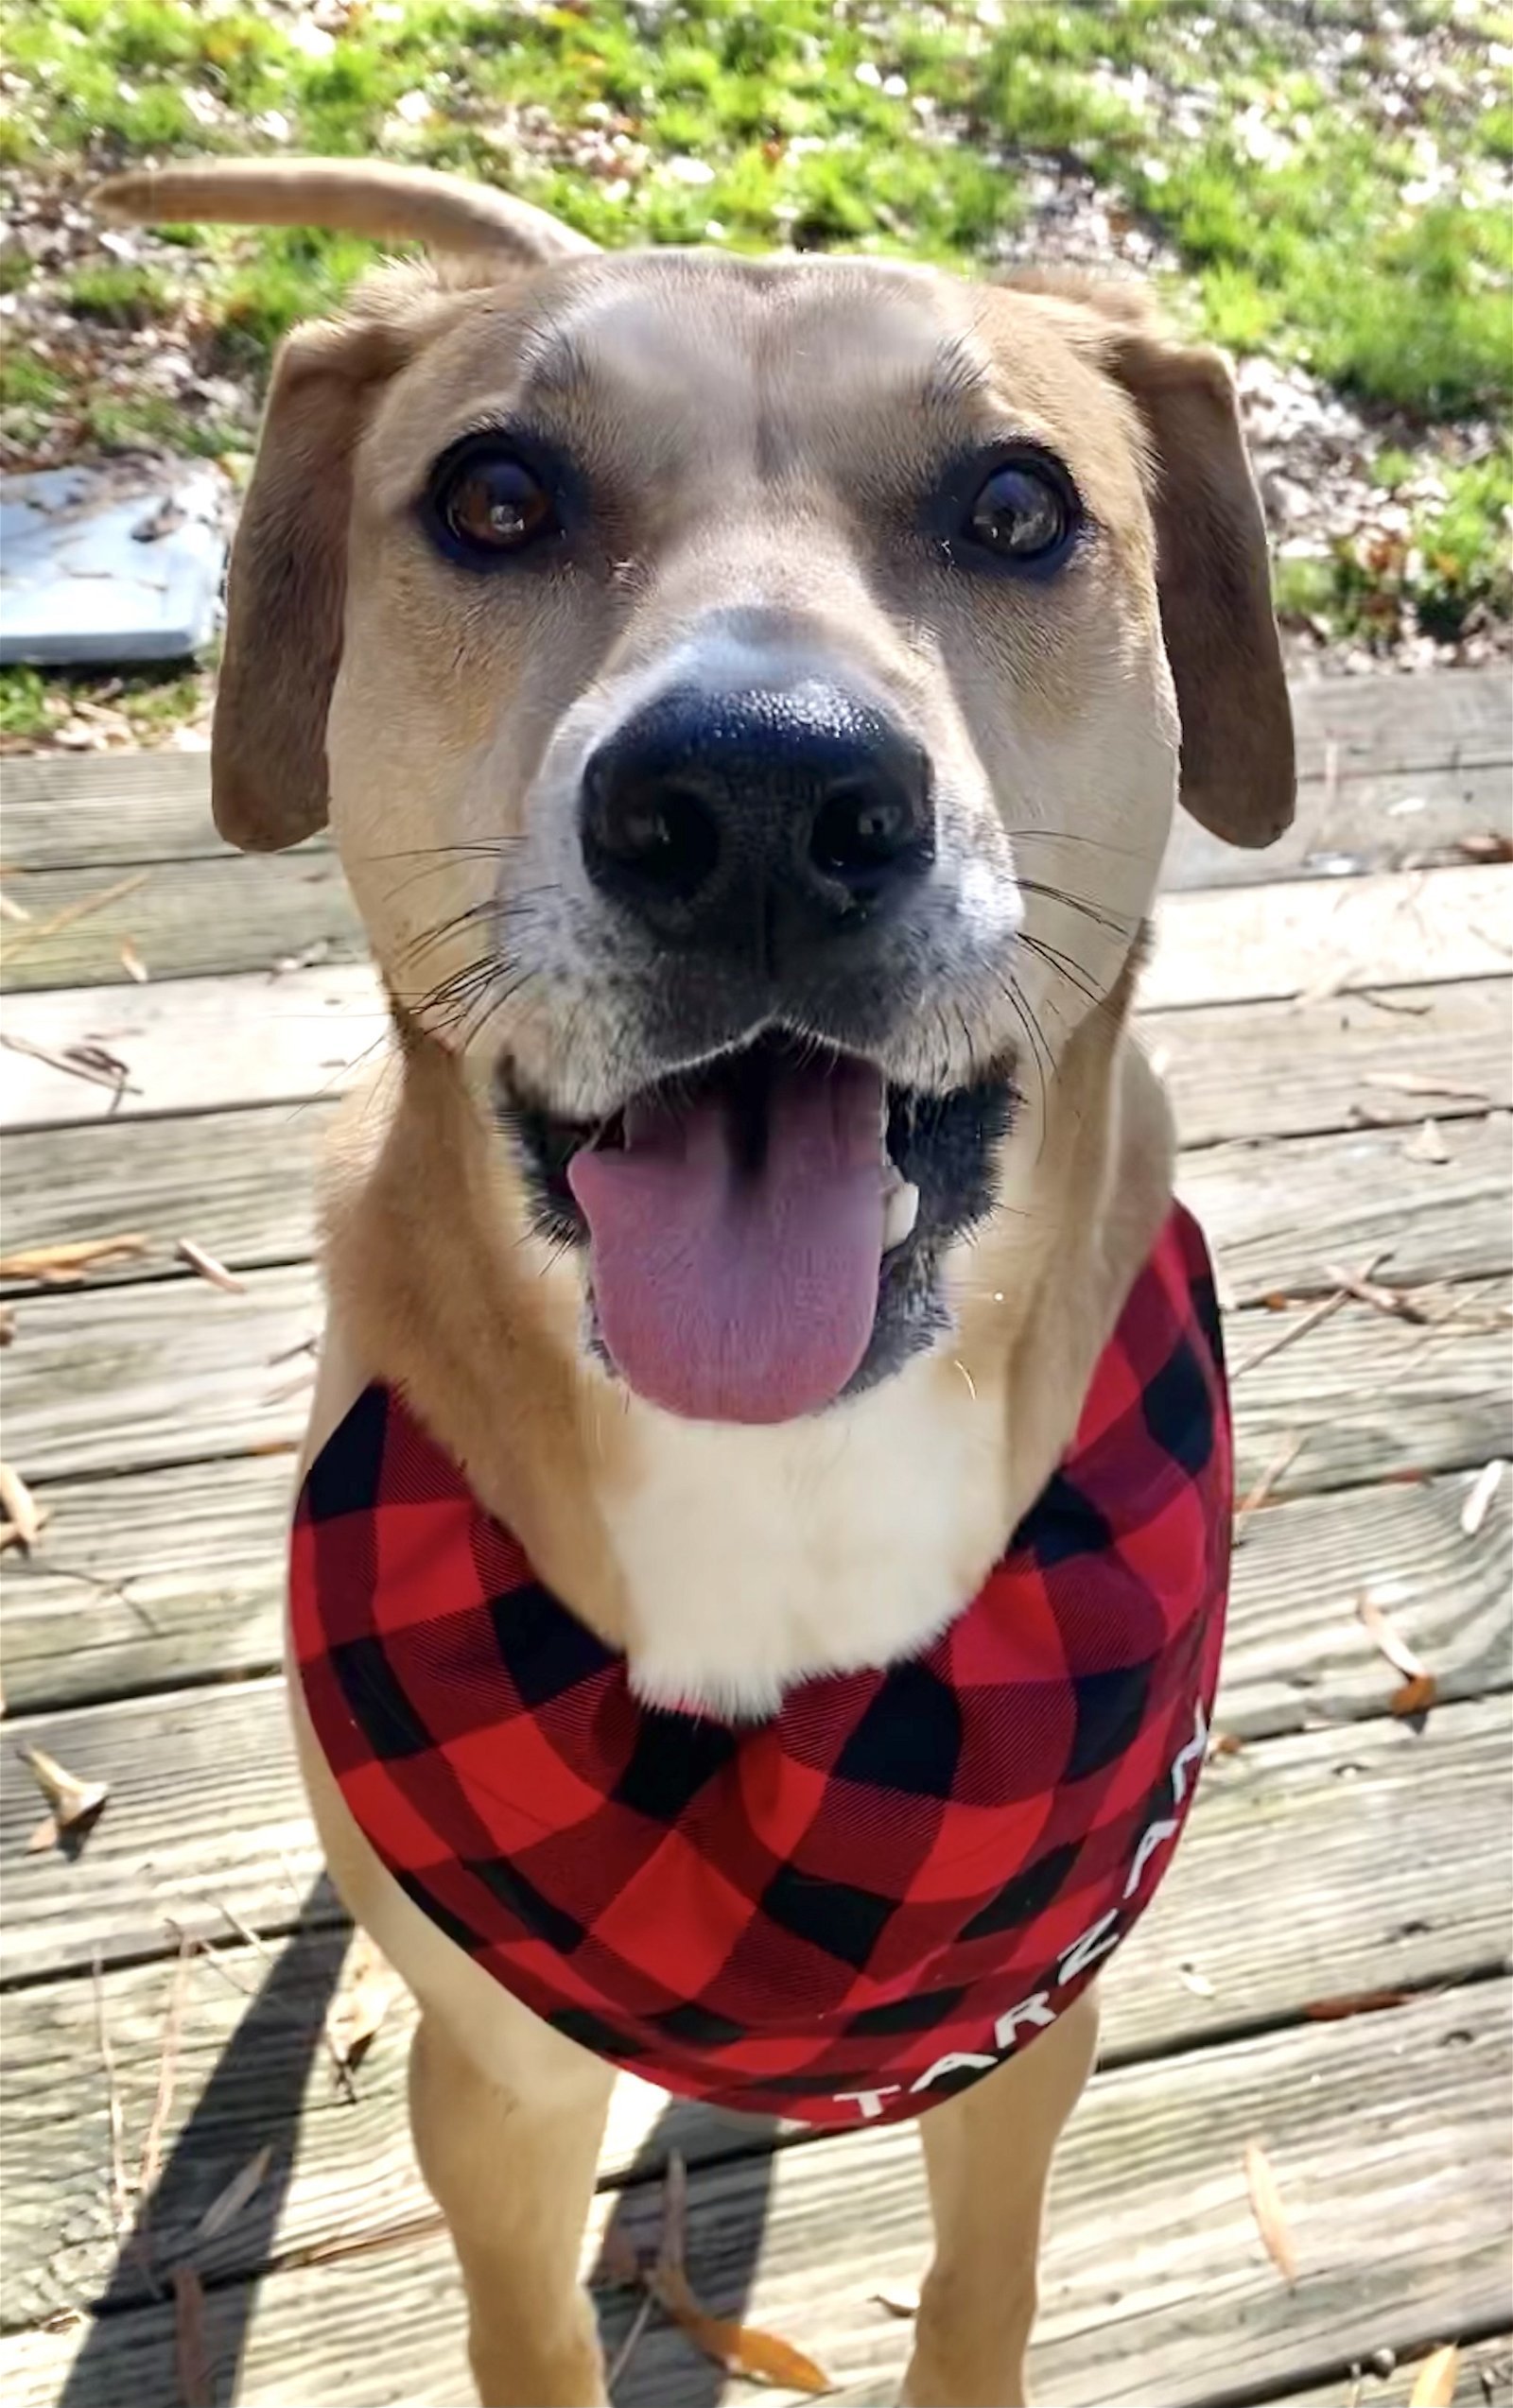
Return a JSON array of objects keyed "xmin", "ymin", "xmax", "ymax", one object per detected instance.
[
  {"xmin": 210, "ymin": 312, "xmax": 412, "ymax": 851},
  {"xmin": 93, "ymin": 159, "xmax": 600, "ymax": 849}
]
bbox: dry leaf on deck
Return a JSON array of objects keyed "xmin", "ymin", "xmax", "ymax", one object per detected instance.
[
  {"xmin": 176, "ymin": 1238, "xmax": 247, "ymax": 1295},
  {"xmin": 19, "ymin": 1743, "xmax": 110, "ymax": 1851},
  {"xmin": 871, "ymin": 2285, "xmax": 919, "ymax": 2318},
  {"xmin": 1403, "ymin": 1119, "xmax": 1451, "ymax": 1166},
  {"xmin": 1408, "ymin": 2342, "xmax": 1460, "ymax": 2406},
  {"xmin": 1208, "ymin": 1731, "xmax": 1244, "ymax": 1760},
  {"xmin": 0, "ymin": 1233, "xmax": 148, "ymax": 1284},
  {"xmin": 1390, "ymin": 1671, "xmax": 1438, "ymax": 1719},
  {"xmin": 1302, "ymin": 1988, "xmax": 1412, "ymax": 2021},
  {"xmin": 1176, "ymin": 1962, "xmax": 1215, "ymax": 1999},
  {"xmin": 654, "ymin": 2263, "xmax": 832, "ymax": 2394},
  {"xmin": 0, "ymin": 887, "xmax": 32, "ymax": 924},
  {"xmin": 172, "ymin": 2264, "xmax": 214, "ymax": 2408},
  {"xmin": 0, "ymin": 1461, "xmax": 42, "ymax": 1550},
  {"xmin": 1243, "ymin": 2139, "xmax": 1298, "ymax": 2283},
  {"xmin": 0, "ymin": 1306, "xmax": 15, "ymax": 1347},
  {"xmin": 120, "ymin": 941, "xmax": 149, "ymax": 984},
  {"xmin": 1461, "ymin": 1460, "xmax": 1506, "ymax": 1538},
  {"xmin": 327, "ymin": 1932, "xmax": 404, "ymax": 2072},
  {"xmin": 1356, "ymin": 1595, "xmax": 1431, "ymax": 1685},
  {"xmin": 194, "ymin": 2142, "xmax": 273, "ymax": 2242}
]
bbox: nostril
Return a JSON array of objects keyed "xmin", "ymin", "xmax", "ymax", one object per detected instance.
[
  {"xmin": 583, "ymin": 766, "xmax": 722, "ymax": 906},
  {"xmin": 810, "ymin": 781, "xmax": 924, "ymax": 885}
]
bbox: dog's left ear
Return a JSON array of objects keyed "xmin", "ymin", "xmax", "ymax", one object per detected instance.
[
  {"xmin": 1107, "ymin": 329, "xmax": 1295, "ymax": 847},
  {"xmin": 1007, "ymin": 274, "xmax": 1294, "ymax": 847}
]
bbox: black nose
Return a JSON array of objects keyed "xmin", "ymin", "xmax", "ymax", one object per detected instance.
[{"xmin": 581, "ymin": 680, "xmax": 934, "ymax": 952}]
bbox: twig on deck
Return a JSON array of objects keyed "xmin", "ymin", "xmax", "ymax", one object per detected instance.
[
  {"xmin": 212, "ymin": 1897, "xmax": 358, "ymax": 2102},
  {"xmin": 1233, "ymin": 1436, "xmax": 1306, "ymax": 1540},
  {"xmin": 2, "ymin": 871, "xmax": 150, "ymax": 955},
  {"xmin": 92, "ymin": 1952, "xmax": 131, "ymax": 2241},
  {"xmin": 0, "ymin": 1031, "xmax": 141, "ymax": 1099},
  {"xmin": 1228, "ymin": 1250, "xmax": 1392, "ymax": 1383},
  {"xmin": 605, "ymin": 2290, "xmax": 657, "ymax": 2392},
  {"xmin": 140, "ymin": 1934, "xmax": 194, "ymax": 2209},
  {"xmin": 175, "ymin": 1238, "xmax": 247, "ymax": 1295}
]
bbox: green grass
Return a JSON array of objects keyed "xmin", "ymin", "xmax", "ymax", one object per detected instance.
[
  {"xmin": 6, "ymin": 0, "xmax": 1507, "ymax": 412},
  {"xmin": 1, "ymin": 0, "xmax": 1508, "ymax": 704},
  {"xmin": 0, "ymin": 660, "xmax": 214, "ymax": 747},
  {"xmin": 1274, "ymin": 442, "xmax": 1513, "ymax": 645},
  {"xmin": 0, "ymin": 667, "xmax": 52, "ymax": 744}
]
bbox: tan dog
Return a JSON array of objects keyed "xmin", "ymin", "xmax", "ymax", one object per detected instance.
[{"xmin": 101, "ymin": 159, "xmax": 1293, "ymax": 2408}]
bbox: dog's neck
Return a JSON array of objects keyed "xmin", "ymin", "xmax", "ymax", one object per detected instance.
[{"xmin": 316, "ymin": 978, "xmax": 1171, "ymax": 1714}]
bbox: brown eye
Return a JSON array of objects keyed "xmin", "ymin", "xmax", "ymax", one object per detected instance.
[
  {"xmin": 965, "ymin": 457, "xmax": 1077, "ymax": 565},
  {"xmin": 426, "ymin": 442, "xmax": 560, "ymax": 564}
]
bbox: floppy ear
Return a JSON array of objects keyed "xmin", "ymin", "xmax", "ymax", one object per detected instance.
[
  {"xmin": 1105, "ymin": 332, "xmax": 1295, "ymax": 848},
  {"xmin": 1005, "ymin": 274, "xmax": 1294, "ymax": 847},
  {"xmin": 94, "ymin": 157, "xmax": 600, "ymax": 851},
  {"xmin": 210, "ymin": 312, "xmax": 413, "ymax": 851}
]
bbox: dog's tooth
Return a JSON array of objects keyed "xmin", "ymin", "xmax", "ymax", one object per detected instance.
[{"xmin": 882, "ymin": 1180, "xmax": 920, "ymax": 1252}]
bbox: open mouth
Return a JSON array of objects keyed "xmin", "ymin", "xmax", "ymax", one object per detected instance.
[{"xmin": 500, "ymin": 1034, "xmax": 1016, "ymax": 1425}]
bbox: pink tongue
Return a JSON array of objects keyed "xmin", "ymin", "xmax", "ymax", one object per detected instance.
[{"xmin": 567, "ymin": 1055, "xmax": 886, "ymax": 1424}]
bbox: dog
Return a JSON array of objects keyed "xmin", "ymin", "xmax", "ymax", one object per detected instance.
[{"xmin": 99, "ymin": 157, "xmax": 1293, "ymax": 2408}]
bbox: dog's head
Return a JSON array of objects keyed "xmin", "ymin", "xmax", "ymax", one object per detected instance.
[{"xmin": 102, "ymin": 161, "xmax": 1293, "ymax": 1427}]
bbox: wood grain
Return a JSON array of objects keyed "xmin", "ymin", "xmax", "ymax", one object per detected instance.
[
  {"xmin": 4, "ymin": 1094, "xmax": 1504, "ymax": 1308},
  {"xmin": 1, "ymin": 1985, "xmax": 1505, "ymax": 2405},
  {"xmin": 5, "ymin": 668, "xmax": 1505, "ymax": 872},
  {"xmin": 4, "ymin": 1455, "xmax": 1507, "ymax": 1725},
  {"xmin": 3, "ymin": 866, "xmax": 1508, "ymax": 1131},
  {"xmin": 5, "ymin": 1254, "xmax": 1505, "ymax": 1495}
]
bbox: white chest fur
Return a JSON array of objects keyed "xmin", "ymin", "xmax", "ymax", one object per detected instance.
[{"xmin": 599, "ymin": 1355, "xmax": 1010, "ymax": 1718}]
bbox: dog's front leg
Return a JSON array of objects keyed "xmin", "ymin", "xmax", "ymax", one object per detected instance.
[
  {"xmin": 901, "ymin": 1983, "xmax": 1100, "ymax": 2408},
  {"xmin": 409, "ymin": 2010, "xmax": 615, "ymax": 2407}
]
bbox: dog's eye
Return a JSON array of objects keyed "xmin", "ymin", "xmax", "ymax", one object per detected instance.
[
  {"xmin": 426, "ymin": 442, "xmax": 559, "ymax": 563},
  {"xmin": 964, "ymin": 456, "xmax": 1077, "ymax": 566}
]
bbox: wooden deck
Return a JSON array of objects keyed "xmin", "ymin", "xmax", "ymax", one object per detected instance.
[{"xmin": 1, "ymin": 668, "xmax": 1509, "ymax": 2408}]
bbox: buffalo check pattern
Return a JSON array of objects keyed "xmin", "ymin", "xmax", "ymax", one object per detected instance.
[{"xmin": 292, "ymin": 1205, "xmax": 1231, "ymax": 2127}]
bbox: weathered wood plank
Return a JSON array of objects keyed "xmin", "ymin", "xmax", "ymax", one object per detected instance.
[
  {"xmin": 1220, "ymin": 1273, "xmax": 1510, "ymax": 1503},
  {"xmin": 1, "ymin": 1241, "xmax": 1504, "ymax": 1505},
  {"xmin": 3, "ymin": 1533, "xmax": 1506, "ymax": 2009},
  {"xmin": 0, "ymin": 1101, "xmax": 333, "ymax": 1294},
  {"xmin": 0, "ymin": 963, "xmax": 389, "ymax": 1132},
  {"xmin": 0, "ymin": 750, "xmax": 244, "ymax": 869},
  {"xmin": 0, "ymin": 1453, "xmax": 298, "ymax": 1712},
  {"xmin": 1218, "ymin": 1467, "xmax": 1513, "ymax": 1741},
  {"xmin": 4, "ymin": 670, "xmax": 1505, "ymax": 874},
  {"xmin": 0, "ymin": 1263, "xmax": 319, "ymax": 1485},
  {"xmin": 3, "ymin": 867, "xmax": 1507, "ymax": 1130},
  {"xmin": 1278, "ymin": 665, "xmax": 1513, "ymax": 776},
  {"xmin": 2, "ymin": 1720, "xmax": 1507, "ymax": 2327},
  {"xmin": 6, "ymin": 766, "xmax": 1509, "ymax": 992},
  {"xmin": 1, "ymin": 1251, "xmax": 1504, "ymax": 1499},
  {"xmin": 1178, "ymin": 1112, "xmax": 1511, "ymax": 1298},
  {"xmin": 1149, "ymin": 864, "xmax": 1510, "ymax": 1012},
  {"xmin": 5, "ymin": 1451, "xmax": 1507, "ymax": 1725},
  {"xmin": 4, "ymin": 1088, "xmax": 1504, "ymax": 1311},
  {"xmin": 1159, "ymin": 976, "xmax": 1512, "ymax": 1146},
  {"xmin": 1, "ymin": 1984, "xmax": 1505, "ymax": 2405},
  {"xmin": 1164, "ymin": 754, "xmax": 1511, "ymax": 891},
  {"xmin": 1278, "ymin": 2336, "xmax": 1513, "ymax": 2408},
  {"xmin": 1, "ymin": 852, "xmax": 365, "ymax": 992}
]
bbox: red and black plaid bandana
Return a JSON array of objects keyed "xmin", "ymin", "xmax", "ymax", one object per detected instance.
[{"xmin": 292, "ymin": 1204, "xmax": 1231, "ymax": 2128}]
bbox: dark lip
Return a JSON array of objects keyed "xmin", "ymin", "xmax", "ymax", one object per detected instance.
[{"xmin": 496, "ymin": 1031, "xmax": 1018, "ymax": 1410}]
